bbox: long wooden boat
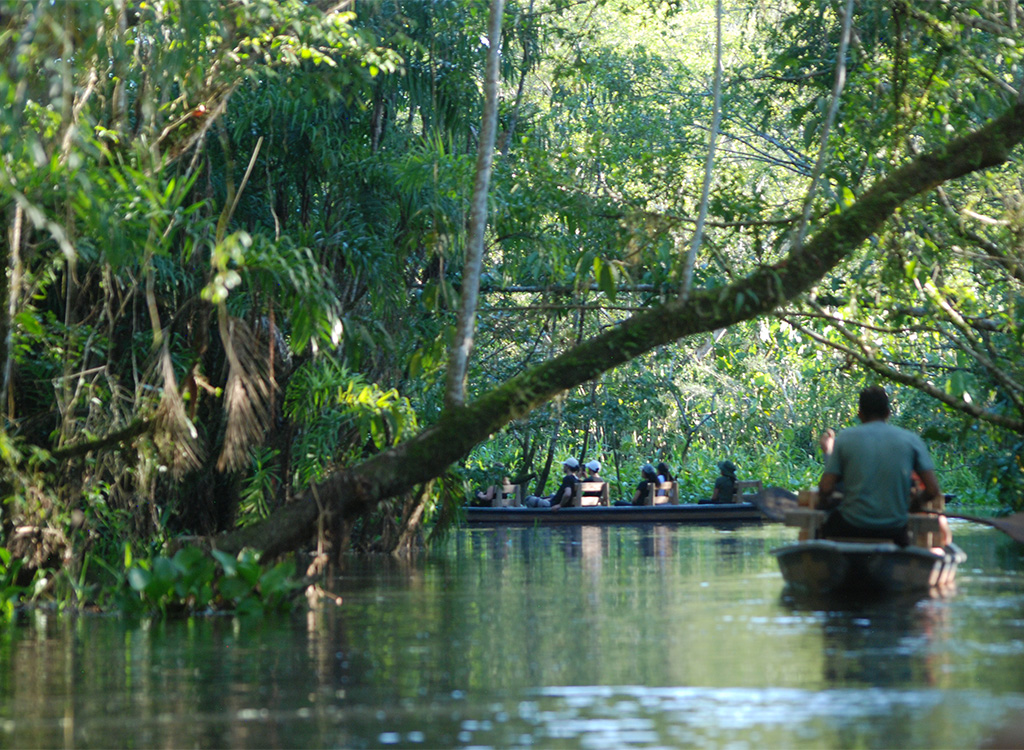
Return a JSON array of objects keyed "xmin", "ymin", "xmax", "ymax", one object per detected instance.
[
  {"xmin": 463, "ymin": 501, "xmax": 766, "ymax": 526},
  {"xmin": 772, "ymin": 539, "xmax": 967, "ymax": 595}
]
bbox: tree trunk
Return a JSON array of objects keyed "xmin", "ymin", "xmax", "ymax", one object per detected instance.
[
  {"xmin": 0, "ymin": 204, "xmax": 22, "ymax": 419},
  {"xmin": 680, "ymin": 0, "xmax": 723, "ymax": 302},
  {"xmin": 392, "ymin": 481, "xmax": 433, "ymax": 558},
  {"xmin": 445, "ymin": 0, "xmax": 504, "ymax": 409}
]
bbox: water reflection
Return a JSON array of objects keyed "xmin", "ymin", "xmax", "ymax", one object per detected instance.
[
  {"xmin": 639, "ymin": 525, "xmax": 672, "ymax": 558},
  {"xmin": 782, "ymin": 592, "xmax": 953, "ymax": 689},
  {"xmin": 0, "ymin": 524, "xmax": 1023, "ymax": 749}
]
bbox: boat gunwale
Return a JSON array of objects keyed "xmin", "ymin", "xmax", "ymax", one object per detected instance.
[
  {"xmin": 771, "ymin": 539, "xmax": 967, "ymax": 594},
  {"xmin": 461, "ymin": 502, "xmax": 766, "ymax": 525},
  {"xmin": 772, "ymin": 539, "xmax": 955, "ymax": 559}
]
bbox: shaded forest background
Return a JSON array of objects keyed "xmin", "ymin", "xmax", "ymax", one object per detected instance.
[{"xmin": 0, "ymin": 0, "xmax": 1022, "ymax": 593}]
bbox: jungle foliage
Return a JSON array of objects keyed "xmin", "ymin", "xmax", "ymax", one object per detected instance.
[{"xmin": 0, "ymin": 0, "xmax": 1022, "ymax": 614}]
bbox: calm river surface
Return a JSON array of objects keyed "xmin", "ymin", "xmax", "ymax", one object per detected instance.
[{"xmin": 2, "ymin": 521, "xmax": 1024, "ymax": 748}]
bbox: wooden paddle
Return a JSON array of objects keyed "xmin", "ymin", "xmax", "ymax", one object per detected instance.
[
  {"xmin": 748, "ymin": 486, "xmax": 799, "ymax": 522},
  {"xmin": 933, "ymin": 511, "xmax": 1024, "ymax": 545},
  {"xmin": 750, "ymin": 486, "xmax": 1024, "ymax": 544}
]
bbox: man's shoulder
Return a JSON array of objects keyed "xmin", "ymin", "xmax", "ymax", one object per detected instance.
[
  {"xmin": 839, "ymin": 421, "xmax": 903, "ymax": 438},
  {"xmin": 871, "ymin": 421, "xmax": 926, "ymax": 443},
  {"xmin": 839, "ymin": 421, "xmax": 927, "ymax": 448}
]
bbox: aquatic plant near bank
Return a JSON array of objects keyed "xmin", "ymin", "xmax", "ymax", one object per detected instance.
[
  {"xmin": 123, "ymin": 546, "xmax": 299, "ymax": 617},
  {"xmin": 0, "ymin": 544, "xmax": 301, "ymax": 621}
]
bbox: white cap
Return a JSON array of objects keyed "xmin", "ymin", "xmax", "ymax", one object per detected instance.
[
  {"xmin": 585, "ymin": 460, "xmax": 601, "ymax": 472},
  {"xmin": 562, "ymin": 457, "xmax": 580, "ymax": 469}
]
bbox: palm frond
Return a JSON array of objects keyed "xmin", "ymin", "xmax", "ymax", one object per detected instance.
[
  {"xmin": 149, "ymin": 341, "xmax": 204, "ymax": 476},
  {"xmin": 217, "ymin": 313, "xmax": 275, "ymax": 472}
]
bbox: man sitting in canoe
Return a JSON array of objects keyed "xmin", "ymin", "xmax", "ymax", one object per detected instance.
[{"xmin": 817, "ymin": 385, "xmax": 951, "ymax": 547}]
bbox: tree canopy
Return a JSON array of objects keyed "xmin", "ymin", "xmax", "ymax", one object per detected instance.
[{"xmin": 1, "ymin": 0, "xmax": 1022, "ymax": 577}]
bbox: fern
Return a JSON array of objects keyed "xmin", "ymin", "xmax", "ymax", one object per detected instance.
[{"xmin": 284, "ymin": 358, "xmax": 418, "ymax": 488}]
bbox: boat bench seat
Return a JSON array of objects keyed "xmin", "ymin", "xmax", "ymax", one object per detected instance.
[
  {"xmin": 573, "ymin": 481, "xmax": 610, "ymax": 507},
  {"xmin": 733, "ymin": 480, "xmax": 762, "ymax": 504},
  {"xmin": 491, "ymin": 483, "xmax": 523, "ymax": 507},
  {"xmin": 784, "ymin": 508, "xmax": 826, "ymax": 541},
  {"xmin": 907, "ymin": 513, "xmax": 943, "ymax": 548},
  {"xmin": 784, "ymin": 507, "xmax": 943, "ymax": 546},
  {"xmin": 644, "ymin": 481, "xmax": 678, "ymax": 505}
]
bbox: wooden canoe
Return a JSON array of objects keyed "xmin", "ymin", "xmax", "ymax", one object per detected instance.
[
  {"xmin": 462, "ymin": 501, "xmax": 767, "ymax": 526},
  {"xmin": 772, "ymin": 539, "xmax": 967, "ymax": 595}
]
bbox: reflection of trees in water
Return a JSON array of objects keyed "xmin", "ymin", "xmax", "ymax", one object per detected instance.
[{"xmin": 784, "ymin": 593, "xmax": 952, "ymax": 689}]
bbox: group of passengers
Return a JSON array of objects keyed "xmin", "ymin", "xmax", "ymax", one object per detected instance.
[
  {"xmin": 476, "ymin": 455, "xmax": 740, "ymax": 509},
  {"xmin": 518, "ymin": 458, "xmax": 689, "ymax": 509}
]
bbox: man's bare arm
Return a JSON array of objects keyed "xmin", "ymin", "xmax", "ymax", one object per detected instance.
[
  {"xmin": 913, "ymin": 469, "xmax": 943, "ymax": 509},
  {"xmin": 817, "ymin": 472, "xmax": 840, "ymax": 510}
]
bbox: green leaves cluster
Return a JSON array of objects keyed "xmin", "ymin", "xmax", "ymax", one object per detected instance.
[
  {"xmin": 284, "ymin": 359, "xmax": 419, "ymax": 488},
  {"xmin": 124, "ymin": 546, "xmax": 297, "ymax": 618},
  {"xmin": 0, "ymin": 548, "xmax": 47, "ymax": 623}
]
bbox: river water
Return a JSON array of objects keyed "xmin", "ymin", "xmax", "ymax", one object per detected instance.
[{"xmin": 2, "ymin": 521, "xmax": 1023, "ymax": 748}]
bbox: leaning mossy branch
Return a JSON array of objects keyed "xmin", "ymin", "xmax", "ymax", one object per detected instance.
[
  {"xmin": 48, "ymin": 419, "xmax": 153, "ymax": 461},
  {"xmin": 215, "ymin": 96, "xmax": 1024, "ymax": 557}
]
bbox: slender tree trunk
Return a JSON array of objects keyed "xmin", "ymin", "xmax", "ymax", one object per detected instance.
[
  {"xmin": 445, "ymin": 0, "xmax": 504, "ymax": 409},
  {"xmin": 0, "ymin": 205, "xmax": 20, "ymax": 421},
  {"xmin": 536, "ymin": 419, "xmax": 559, "ymax": 496},
  {"xmin": 791, "ymin": 0, "xmax": 855, "ymax": 251},
  {"xmin": 679, "ymin": 0, "xmax": 723, "ymax": 303},
  {"xmin": 392, "ymin": 481, "xmax": 433, "ymax": 558},
  {"xmin": 501, "ymin": 0, "xmax": 535, "ymax": 156}
]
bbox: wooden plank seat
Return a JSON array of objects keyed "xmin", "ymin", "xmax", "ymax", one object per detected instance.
[
  {"xmin": 491, "ymin": 483, "xmax": 523, "ymax": 507},
  {"xmin": 645, "ymin": 481, "xmax": 679, "ymax": 505},
  {"xmin": 908, "ymin": 513, "xmax": 943, "ymax": 548},
  {"xmin": 784, "ymin": 508, "xmax": 827, "ymax": 541},
  {"xmin": 784, "ymin": 507, "xmax": 943, "ymax": 547},
  {"xmin": 733, "ymin": 480, "xmax": 763, "ymax": 504},
  {"xmin": 573, "ymin": 481, "xmax": 610, "ymax": 507}
]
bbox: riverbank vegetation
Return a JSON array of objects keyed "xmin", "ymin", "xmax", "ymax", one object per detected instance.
[{"xmin": 0, "ymin": 0, "xmax": 1021, "ymax": 615}]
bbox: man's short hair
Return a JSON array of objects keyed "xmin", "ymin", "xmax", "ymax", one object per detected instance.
[{"xmin": 859, "ymin": 385, "xmax": 891, "ymax": 419}]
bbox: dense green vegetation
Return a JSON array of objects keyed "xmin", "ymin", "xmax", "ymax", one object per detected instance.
[{"xmin": 0, "ymin": 0, "xmax": 1021, "ymax": 614}]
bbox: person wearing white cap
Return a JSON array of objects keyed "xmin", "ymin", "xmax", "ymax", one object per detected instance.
[
  {"xmin": 525, "ymin": 457, "xmax": 580, "ymax": 508},
  {"xmin": 584, "ymin": 460, "xmax": 601, "ymax": 481}
]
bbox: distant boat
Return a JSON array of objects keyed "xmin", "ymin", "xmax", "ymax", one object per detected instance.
[
  {"xmin": 462, "ymin": 502, "xmax": 766, "ymax": 525},
  {"xmin": 772, "ymin": 539, "xmax": 967, "ymax": 595},
  {"xmin": 463, "ymin": 480, "xmax": 792, "ymax": 525}
]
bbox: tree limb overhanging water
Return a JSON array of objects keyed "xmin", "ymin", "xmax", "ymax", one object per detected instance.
[{"xmin": 217, "ymin": 97, "xmax": 1024, "ymax": 556}]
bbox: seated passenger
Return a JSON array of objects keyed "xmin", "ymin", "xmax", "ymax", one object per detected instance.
[
  {"xmin": 656, "ymin": 462, "xmax": 675, "ymax": 484},
  {"xmin": 710, "ymin": 460, "xmax": 737, "ymax": 504},
  {"xmin": 525, "ymin": 458, "xmax": 580, "ymax": 508},
  {"xmin": 615, "ymin": 464, "xmax": 659, "ymax": 506},
  {"xmin": 472, "ymin": 464, "xmax": 510, "ymax": 506}
]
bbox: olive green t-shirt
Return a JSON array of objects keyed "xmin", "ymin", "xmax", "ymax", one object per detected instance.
[{"xmin": 823, "ymin": 420, "xmax": 935, "ymax": 528}]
